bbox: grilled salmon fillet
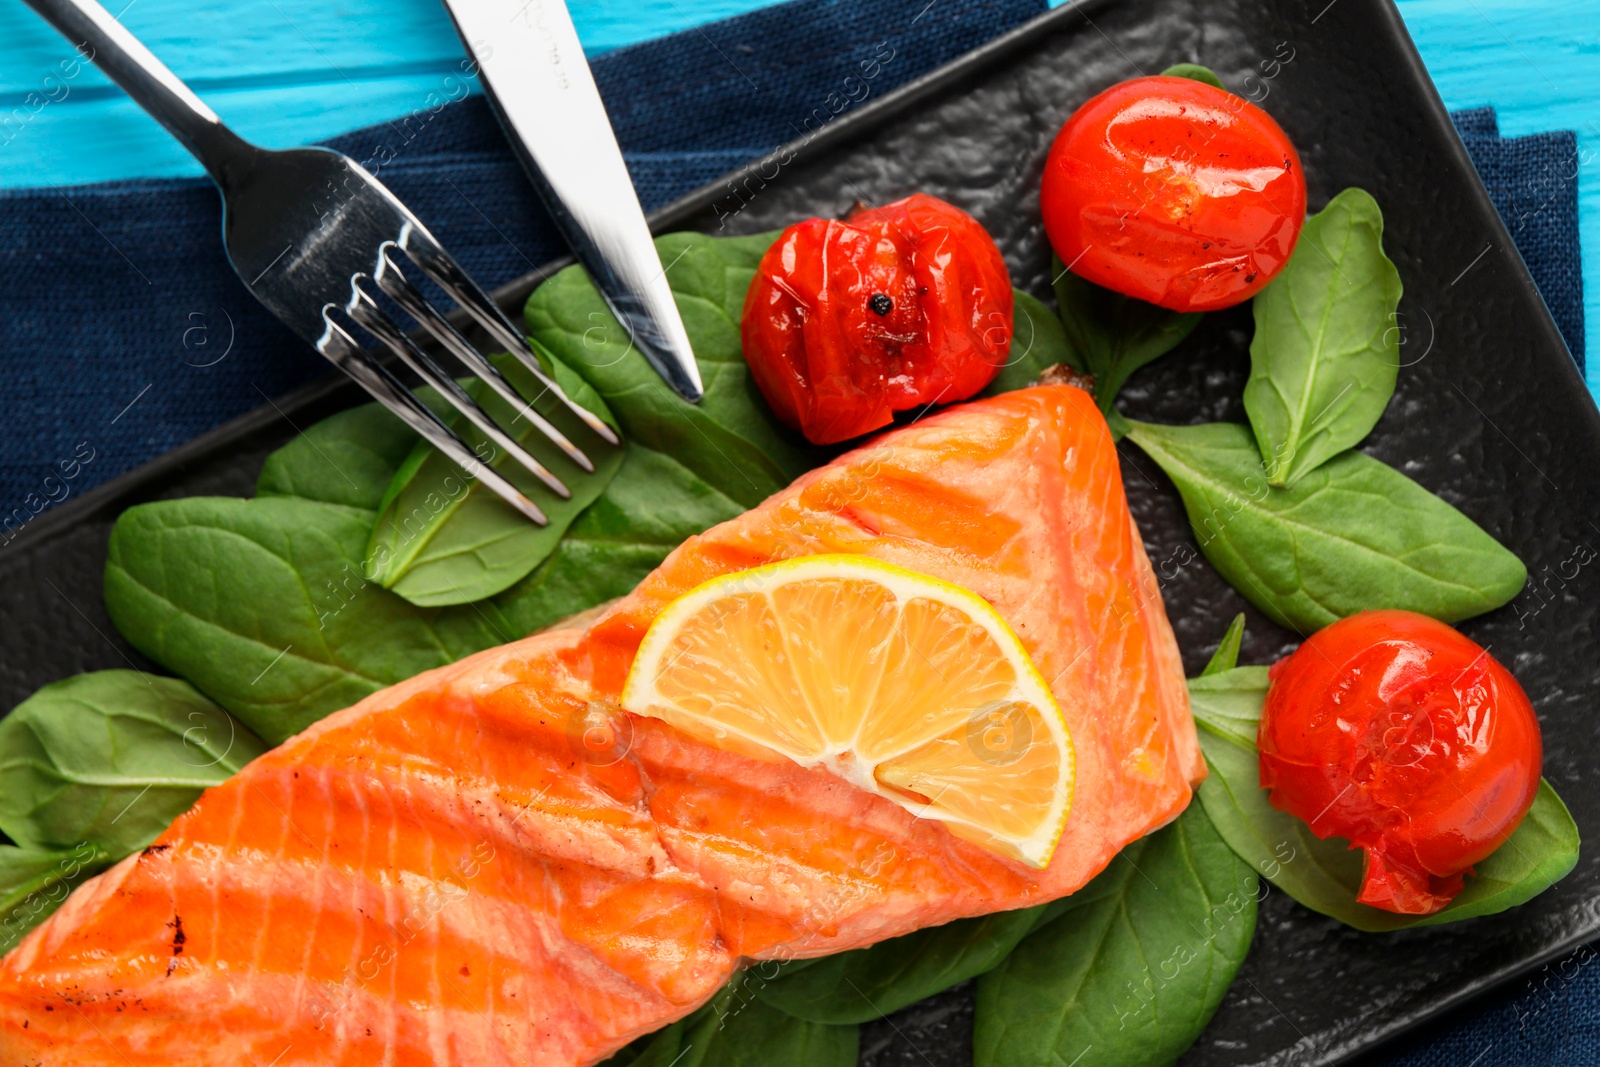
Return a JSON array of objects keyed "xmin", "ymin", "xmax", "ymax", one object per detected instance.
[{"xmin": 0, "ymin": 384, "xmax": 1199, "ymax": 1066}]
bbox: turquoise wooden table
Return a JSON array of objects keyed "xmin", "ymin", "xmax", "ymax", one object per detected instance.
[{"xmin": 0, "ymin": 0, "xmax": 1593, "ymax": 393}]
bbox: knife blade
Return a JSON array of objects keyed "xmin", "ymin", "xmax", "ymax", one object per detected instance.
[{"xmin": 440, "ymin": 0, "xmax": 705, "ymax": 402}]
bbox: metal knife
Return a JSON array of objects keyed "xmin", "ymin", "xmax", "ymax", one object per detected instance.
[{"xmin": 439, "ymin": 0, "xmax": 705, "ymax": 402}]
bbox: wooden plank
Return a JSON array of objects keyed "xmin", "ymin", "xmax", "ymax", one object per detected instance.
[
  {"xmin": 0, "ymin": 0, "xmax": 468, "ymax": 92},
  {"xmin": 2, "ymin": 72, "xmax": 488, "ymax": 184}
]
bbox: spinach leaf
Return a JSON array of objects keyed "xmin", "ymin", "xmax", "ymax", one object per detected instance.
[
  {"xmin": 1187, "ymin": 666, "xmax": 1271, "ymax": 749},
  {"xmin": 1053, "ymin": 260, "xmax": 1203, "ymax": 412},
  {"xmin": 365, "ymin": 356, "xmax": 624, "ymax": 607},
  {"xmin": 974, "ymin": 804, "xmax": 1257, "ymax": 1067},
  {"xmin": 0, "ymin": 671, "xmax": 266, "ymax": 856},
  {"xmin": 489, "ymin": 443, "xmax": 744, "ymax": 637},
  {"xmin": 1161, "ymin": 62, "xmax": 1225, "ymax": 89},
  {"xmin": 256, "ymin": 401, "xmax": 420, "ymax": 511},
  {"xmin": 104, "ymin": 494, "xmax": 504, "ymax": 744},
  {"xmin": 0, "ymin": 673, "xmax": 263, "ymax": 951},
  {"xmin": 1190, "ymin": 668, "xmax": 1581, "ymax": 931},
  {"xmin": 676, "ymin": 977, "xmax": 858, "ymax": 1067},
  {"xmin": 604, "ymin": 971, "xmax": 862, "ymax": 1066},
  {"xmin": 525, "ymin": 230, "xmax": 822, "ymax": 508},
  {"xmin": 1125, "ymin": 419, "xmax": 1525, "ymax": 633},
  {"xmin": 0, "ymin": 842, "xmax": 111, "ymax": 955},
  {"xmin": 1201, "ymin": 612, "xmax": 1246, "ymax": 676},
  {"xmin": 1103, "ymin": 405, "xmax": 1132, "ymax": 442},
  {"xmin": 1244, "ymin": 188, "xmax": 1403, "ymax": 487},
  {"xmin": 106, "ymin": 442, "xmax": 741, "ymax": 743},
  {"xmin": 985, "ymin": 289, "xmax": 1084, "ymax": 394},
  {"xmin": 753, "ymin": 904, "xmax": 1050, "ymax": 1024}
]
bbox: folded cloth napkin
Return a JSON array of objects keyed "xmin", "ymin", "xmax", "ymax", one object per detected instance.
[
  {"xmin": 0, "ymin": 0, "xmax": 1591, "ymax": 1061},
  {"xmin": 1452, "ymin": 106, "xmax": 1585, "ymax": 371}
]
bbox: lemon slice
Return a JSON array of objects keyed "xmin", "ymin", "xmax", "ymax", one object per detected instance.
[{"xmin": 621, "ymin": 554, "xmax": 1073, "ymax": 868}]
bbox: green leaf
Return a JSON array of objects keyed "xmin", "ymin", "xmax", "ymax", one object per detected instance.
[
  {"xmin": 525, "ymin": 230, "xmax": 822, "ymax": 508},
  {"xmin": 364, "ymin": 355, "xmax": 624, "ymax": 607},
  {"xmin": 0, "ymin": 843, "xmax": 112, "ymax": 955},
  {"xmin": 105, "ymin": 441, "xmax": 741, "ymax": 744},
  {"xmin": 488, "ymin": 443, "xmax": 745, "ymax": 637},
  {"xmin": 1125, "ymin": 420, "xmax": 1526, "ymax": 632},
  {"xmin": 1161, "ymin": 62, "xmax": 1225, "ymax": 90},
  {"xmin": 0, "ymin": 671, "xmax": 266, "ymax": 855},
  {"xmin": 603, "ymin": 972, "xmax": 863, "ymax": 1066},
  {"xmin": 1201, "ymin": 613, "xmax": 1247, "ymax": 676},
  {"xmin": 974, "ymin": 804, "xmax": 1257, "ymax": 1067},
  {"xmin": 985, "ymin": 289, "xmax": 1085, "ymax": 394},
  {"xmin": 1189, "ymin": 668, "xmax": 1581, "ymax": 931},
  {"xmin": 754, "ymin": 904, "xmax": 1050, "ymax": 1024},
  {"xmin": 256, "ymin": 401, "xmax": 420, "ymax": 511},
  {"xmin": 1103, "ymin": 405, "xmax": 1131, "ymax": 442},
  {"xmin": 1187, "ymin": 666, "xmax": 1271, "ymax": 749},
  {"xmin": 1244, "ymin": 188, "xmax": 1403, "ymax": 487},
  {"xmin": 104, "ymin": 494, "xmax": 501, "ymax": 744},
  {"xmin": 1053, "ymin": 260, "xmax": 1203, "ymax": 412},
  {"xmin": 674, "ymin": 977, "xmax": 858, "ymax": 1067}
]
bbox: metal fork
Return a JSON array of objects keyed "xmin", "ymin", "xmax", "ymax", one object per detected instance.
[{"xmin": 26, "ymin": 0, "xmax": 619, "ymax": 525}]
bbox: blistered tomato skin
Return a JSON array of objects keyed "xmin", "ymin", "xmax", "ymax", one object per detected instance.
[
  {"xmin": 1040, "ymin": 75, "xmax": 1307, "ymax": 312},
  {"xmin": 741, "ymin": 193, "xmax": 1013, "ymax": 445},
  {"xmin": 1259, "ymin": 610, "xmax": 1542, "ymax": 915}
]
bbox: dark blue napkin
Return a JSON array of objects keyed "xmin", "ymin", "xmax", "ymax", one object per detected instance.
[
  {"xmin": 1451, "ymin": 106, "xmax": 1585, "ymax": 371},
  {"xmin": 0, "ymin": 0, "xmax": 1591, "ymax": 1061}
]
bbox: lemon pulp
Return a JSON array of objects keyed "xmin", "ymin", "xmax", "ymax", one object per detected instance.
[{"xmin": 621, "ymin": 554, "xmax": 1073, "ymax": 868}]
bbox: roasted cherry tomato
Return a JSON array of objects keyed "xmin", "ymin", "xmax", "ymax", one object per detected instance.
[
  {"xmin": 741, "ymin": 193, "xmax": 1012, "ymax": 444},
  {"xmin": 1040, "ymin": 75, "xmax": 1306, "ymax": 312},
  {"xmin": 1259, "ymin": 610, "xmax": 1542, "ymax": 915}
]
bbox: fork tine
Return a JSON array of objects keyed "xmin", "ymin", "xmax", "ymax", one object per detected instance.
[
  {"xmin": 344, "ymin": 282, "xmax": 571, "ymax": 498},
  {"xmin": 397, "ymin": 228, "xmax": 623, "ymax": 447},
  {"xmin": 316, "ymin": 316, "xmax": 549, "ymax": 525},
  {"xmin": 373, "ymin": 247, "xmax": 598, "ymax": 475}
]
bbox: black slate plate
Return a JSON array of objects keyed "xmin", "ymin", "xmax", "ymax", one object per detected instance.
[{"xmin": 3, "ymin": 1, "xmax": 1596, "ymax": 1064}]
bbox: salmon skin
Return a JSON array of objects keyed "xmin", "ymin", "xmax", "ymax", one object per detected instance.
[{"xmin": 0, "ymin": 385, "xmax": 1199, "ymax": 1066}]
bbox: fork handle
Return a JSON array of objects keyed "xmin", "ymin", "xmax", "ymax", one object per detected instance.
[{"xmin": 24, "ymin": 0, "xmax": 256, "ymax": 184}]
